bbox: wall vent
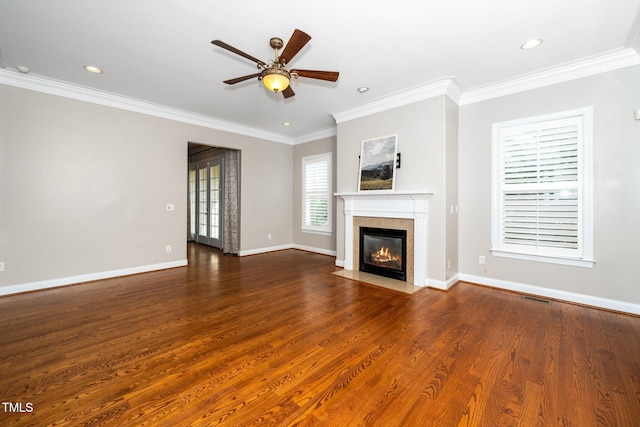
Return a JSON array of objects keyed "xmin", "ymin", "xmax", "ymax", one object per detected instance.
[{"xmin": 523, "ymin": 295, "xmax": 551, "ymax": 304}]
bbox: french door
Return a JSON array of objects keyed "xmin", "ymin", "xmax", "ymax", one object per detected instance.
[{"xmin": 189, "ymin": 157, "xmax": 224, "ymax": 248}]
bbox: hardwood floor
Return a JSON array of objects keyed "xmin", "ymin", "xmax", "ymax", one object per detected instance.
[{"xmin": 1, "ymin": 244, "xmax": 639, "ymax": 426}]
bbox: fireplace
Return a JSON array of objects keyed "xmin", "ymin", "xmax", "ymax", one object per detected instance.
[
  {"xmin": 337, "ymin": 191, "xmax": 433, "ymax": 286},
  {"xmin": 359, "ymin": 227, "xmax": 407, "ymax": 281}
]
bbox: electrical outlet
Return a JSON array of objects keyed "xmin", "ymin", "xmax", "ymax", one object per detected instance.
[
  {"xmin": 268, "ymin": 234, "xmax": 272, "ymax": 240},
  {"xmin": 478, "ymin": 255, "xmax": 486, "ymax": 265},
  {"xmin": 0, "ymin": 262, "xmax": 4, "ymax": 272},
  {"xmin": 165, "ymin": 245, "xmax": 172, "ymax": 253},
  {"xmin": 166, "ymin": 203, "xmax": 175, "ymax": 211}
]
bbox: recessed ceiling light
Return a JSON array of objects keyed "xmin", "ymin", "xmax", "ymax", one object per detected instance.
[
  {"xmin": 283, "ymin": 122, "xmax": 291, "ymax": 126},
  {"xmin": 357, "ymin": 86, "xmax": 369, "ymax": 93},
  {"xmin": 16, "ymin": 65, "xmax": 30, "ymax": 73},
  {"xmin": 83, "ymin": 65, "xmax": 103, "ymax": 74},
  {"xmin": 520, "ymin": 38, "xmax": 543, "ymax": 50}
]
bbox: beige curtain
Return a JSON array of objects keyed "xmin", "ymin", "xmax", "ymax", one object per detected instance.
[{"xmin": 223, "ymin": 150, "xmax": 240, "ymax": 254}]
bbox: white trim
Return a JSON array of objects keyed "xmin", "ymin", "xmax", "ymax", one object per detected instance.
[
  {"xmin": 238, "ymin": 244, "xmax": 294, "ymax": 256},
  {"xmin": 460, "ymin": 48, "xmax": 640, "ymax": 105},
  {"xmin": 335, "ymin": 259, "xmax": 345, "ymax": 267},
  {"xmin": 332, "ymin": 49, "xmax": 640, "ymax": 121},
  {"xmin": 332, "ymin": 78, "xmax": 463, "ymax": 124},
  {"xmin": 2, "ymin": 49, "xmax": 638, "ymax": 144},
  {"xmin": 0, "ymin": 68, "xmax": 338, "ymax": 146},
  {"xmin": 292, "ymin": 127, "xmax": 337, "ymax": 145},
  {"xmin": 0, "ymin": 69, "xmax": 295, "ymax": 145},
  {"xmin": 3, "ymin": 48, "xmax": 639, "ymax": 144},
  {"xmin": 292, "ymin": 244, "xmax": 337, "ymax": 257},
  {"xmin": 335, "ymin": 190, "xmax": 435, "ymax": 197},
  {"xmin": 491, "ymin": 250, "xmax": 595, "ymax": 268},
  {"xmin": 459, "ymin": 274, "xmax": 640, "ymax": 316},
  {"xmin": 0, "ymin": 260, "xmax": 188, "ymax": 296},
  {"xmin": 238, "ymin": 244, "xmax": 336, "ymax": 257},
  {"xmin": 447, "ymin": 274, "xmax": 460, "ymax": 289},
  {"xmin": 426, "ymin": 274, "xmax": 460, "ymax": 291},
  {"xmin": 302, "ymin": 229, "xmax": 332, "ymax": 236}
]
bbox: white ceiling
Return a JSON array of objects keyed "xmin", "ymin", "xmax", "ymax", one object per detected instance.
[{"xmin": 1, "ymin": 0, "xmax": 639, "ymax": 142}]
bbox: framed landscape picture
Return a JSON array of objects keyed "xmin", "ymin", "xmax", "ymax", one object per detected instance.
[{"xmin": 358, "ymin": 134, "xmax": 398, "ymax": 191}]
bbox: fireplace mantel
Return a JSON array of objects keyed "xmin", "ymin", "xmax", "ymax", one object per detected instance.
[{"xmin": 336, "ymin": 191, "xmax": 434, "ymax": 286}]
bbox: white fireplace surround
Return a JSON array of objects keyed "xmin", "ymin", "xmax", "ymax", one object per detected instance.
[{"xmin": 336, "ymin": 191, "xmax": 434, "ymax": 286}]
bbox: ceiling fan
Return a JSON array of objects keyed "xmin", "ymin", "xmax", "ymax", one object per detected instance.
[{"xmin": 211, "ymin": 29, "xmax": 339, "ymax": 99}]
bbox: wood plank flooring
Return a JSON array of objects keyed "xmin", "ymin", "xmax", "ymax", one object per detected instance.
[{"xmin": 1, "ymin": 243, "xmax": 639, "ymax": 426}]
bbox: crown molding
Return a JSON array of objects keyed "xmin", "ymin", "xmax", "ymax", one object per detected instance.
[
  {"xmin": 291, "ymin": 126, "xmax": 337, "ymax": 145},
  {"xmin": 459, "ymin": 48, "xmax": 640, "ymax": 105},
  {"xmin": 331, "ymin": 48, "xmax": 640, "ymax": 120},
  {"xmin": 0, "ymin": 69, "xmax": 296, "ymax": 145},
  {"xmin": 3, "ymin": 47, "xmax": 639, "ymax": 143},
  {"xmin": 332, "ymin": 78, "xmax": 464, "ymax": 124},
  {"xmin": 626, "ymin": 7, "xmax": 640, "ymax": 51}
]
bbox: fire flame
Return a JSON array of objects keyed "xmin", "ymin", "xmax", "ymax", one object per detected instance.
[
  {"xmin": 371, "ymin": 246, "xmax": 401, "ymax": 267},
  {"xmin": 377, "ymin": 247, "xmax": 391, "ymax": 258}
]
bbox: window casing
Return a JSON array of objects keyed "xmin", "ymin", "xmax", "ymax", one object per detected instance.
[
  {"xmin": 302, "ymin": 153, "xmax": 332, "ymax": 234},
  {"xmin": 491, "ymin": 107, "xmax": 594, "ymax": 267}
]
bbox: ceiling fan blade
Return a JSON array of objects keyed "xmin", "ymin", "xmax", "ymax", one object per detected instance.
[
  {"xmin": 223, "ymin": 73, "xmax": 261, "ymax": 85},
  {"xmin": 282, "ymin": 86, "xmax": 295, "ymax": 99},
  {"xmin": 291, "ymin": 69, "xmax": 339, "ymax": 82},
  {"xmin": 211, "ymin": 40, "xmax": 267, "ymax": 67},
  {"xmin": 278, "ymin": 29, "xmax": 311, "ymax": 65}
]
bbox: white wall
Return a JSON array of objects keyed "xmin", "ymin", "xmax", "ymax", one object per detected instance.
[
  {"xmin": 458, "ymin": 65, "xmax": 640, "ymax": 309},
  {"xmin": 0, "ymin": 84, "xmax": 293, "ymax": 291}
]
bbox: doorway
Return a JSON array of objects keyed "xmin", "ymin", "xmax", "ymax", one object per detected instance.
[{"xmin": 188, "ymin": 143, "xmax": 241, "ymax": 254}]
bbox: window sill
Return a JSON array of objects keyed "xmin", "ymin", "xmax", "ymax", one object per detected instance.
[
  {"xmin": 302, "ymin": 229, "xmax": 332, "ymax": 236},
  {"xmin": 491, "ymin": 249, "xmax": 595, "ymax": 268}
]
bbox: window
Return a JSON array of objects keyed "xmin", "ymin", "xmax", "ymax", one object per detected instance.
[
  {"xmin": 302, "ymin": 153, "xmax": 332, "ymax": 234},
  {"xmin": 491, "ymin": 107, "xmax": 593, "ymax": 267}
]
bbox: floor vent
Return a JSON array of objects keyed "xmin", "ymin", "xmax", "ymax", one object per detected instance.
[{"xmin": 523, "ymin": 295, "xmax": 551, "ymax": 304}]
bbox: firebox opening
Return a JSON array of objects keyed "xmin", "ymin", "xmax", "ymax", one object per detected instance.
[{"xmin": 359, "ymin": 227, "xmax": 407, "ymax": 281}]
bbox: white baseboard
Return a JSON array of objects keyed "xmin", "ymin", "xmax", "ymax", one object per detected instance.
[
  {"xmin": 459, "ymin": 273, "xmax": 640, "ymax": 315},
  {"xmin": 0, "ymin": 260, "xmax": 188, "ymax": 297},
  {"xmin": 335, "ymin": 259, "xmax": 345, "ymax": 267},
  {"xmin": 446, "ymin": 274, "xmax": 460, "ymax": 289},
  {"xmin": 239, "ymin": 244, "xmax": 337, "ymax": 257},
  {"xmin": 425, "ymin": 273, "xmax": 459, "ymax": 290},
  {"xmin": 239, "ymin": 244, "xmax": 294, "ymax": 256},
  {"xmin": 292, "ymin": 244, "xmax": 337, "ymax": 257}
]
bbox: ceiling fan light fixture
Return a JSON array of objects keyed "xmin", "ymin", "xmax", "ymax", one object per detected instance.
[
  {"xmin": 213, "ymin": 29, "xmax": 337, "ymax": 99},
  {"xmin": 261, "ymin": 67, "xmax": 290, "ymax": 93}
]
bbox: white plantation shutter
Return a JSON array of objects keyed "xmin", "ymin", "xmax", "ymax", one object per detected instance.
[
  {"xmin": 492, "ymin": 108, "xmax": 593, "ymax": 265},
  {"xmin": 502, "ymin": 120, "xmax": 579, "ymax": 186},
  {"xmin": 502, "ymin": 189, "xmax": 579, "ymax": 250},
  {"xmin": 303, "ymin": 153, "xmax": 332, "ymax": 233}
]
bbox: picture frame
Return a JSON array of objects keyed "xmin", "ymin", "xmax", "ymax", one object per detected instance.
[{"xmin": 358, "ymin": 134, "xmax": 398, "ymax": 191}]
